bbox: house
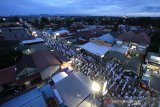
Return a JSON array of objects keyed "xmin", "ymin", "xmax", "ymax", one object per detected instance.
[
  {"xmin": 0, "ymin": 66, "xmax": 16, "ymax": 86},
  {"xmin": 74, "ymin": 28, "xmax": 106, "ymax": 40},
  {"xmin": 117, "ymin": 31, "xmax": 151, "ymax": 46},
  {"xmin": 117, "ymin": 31, "xmax": 151, "ymax": 58},
  {"xmin": 22, "ymin": 43, "xmax": 49, "ymax": 55},
  {"xmin": 105, "ymin": 51, "xmax": 127, "ymax": 63},
  {"xmin": 78, "ymin": 25, "xmax": 97, "ymax": 32},
  {"xmin": 16, "ymin": 50, "xmax": 61, "ymax": 86},
  {"xmin": 79, "ymin": 32, "xmax": 129, "ymax": 57},
  {"xmin": 135, "ymin": 32, "xmax": 150, "ymax": 46},
  {"xmin": 129, "ymin": 26, "xmax": 141, "ymax": 31},
  {"xmin": 1, "ymin": 27, "xmax": 35, "ymax": 41},
  {"xmin": 124, "ymin": 57, "xmax": 142, "ymax": 76},
  {"xmin": 1, "ymin": 88, "xmax": 47, "ymax": 107},
  {"xmin": 129, "ymin": 43, "xmax": 147, "ymax": 59},
  {"xmin": 118, "ymin": 24, "xmax": 128, "ymax": 32},
  {"xmin": 149, "ymin": 74, "xmax": 160, "ymax": 93},
  {"xmin": 117, "ymin": 31, "xmax": 136, "ymax": 43},
  {"xmin": 145, "ymin": 52, "xmax": 160, "ymax": 73},
  {"xmin": 90, "ymin": 33, "xmax": 116, "ymax": 46},
  {"xmin": 54, "ymin": 72, "xmax": 101, "ymax": 107}
]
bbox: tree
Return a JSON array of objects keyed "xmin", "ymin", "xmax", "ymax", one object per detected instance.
[
  {"xmin": 0, "ymin": 41, "xmax": 22, "ymax": 69},
  {"xmin": 65, "ymin": 18, "xmax": 74, "ymax": 27},
  {"xmin": 40, "ymin": 17, "xmax": 50, "ymax": 24},
  {"xmin": 9, "ymin": 17, "xmax": 19, "ymax": 22}
]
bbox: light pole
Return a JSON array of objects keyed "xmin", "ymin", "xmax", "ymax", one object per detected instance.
[{"xmin": 91, "ymin": 81, "xmax": 101, "ymax": 107}]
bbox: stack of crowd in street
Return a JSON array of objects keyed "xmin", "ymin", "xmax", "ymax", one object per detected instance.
[{"xmin": 40, "ymin": 33, "xmax": 160, "ymax": 106}]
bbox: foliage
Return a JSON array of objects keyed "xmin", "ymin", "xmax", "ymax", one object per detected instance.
[{"xmin": 147, "ymin": 32, "xmax": 160, "ymax": 53}]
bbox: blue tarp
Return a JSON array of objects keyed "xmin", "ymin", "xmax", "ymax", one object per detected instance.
[{"xmin": 98, "ymin": 33, "xmax": 116, "ymax": 44}]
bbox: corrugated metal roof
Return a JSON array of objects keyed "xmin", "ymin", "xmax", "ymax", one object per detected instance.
[
  {"xmin": 80, "ymin": 42, "xmax": 128, "ymax": 56},
  {"xmin": 16, "ymin": 50, "xmax": 60, "ymax": 79},
  {"xmin": 1, "ymin": 88, "xmax": 47, "ymax": 107},
  {"xmin": 149, "ymin": 74, "xmax": 160, "ymax": 92},
  {"xmin": 55, "ymin": 72, "xmax": 93, "ymax": 107},
  {"xmin": 98, "ymin": 33, "xmax": 116, "ymax": 44},
  {"xmin": 1, "ymin": 27, "xmax": 34, "ymax": 41}
]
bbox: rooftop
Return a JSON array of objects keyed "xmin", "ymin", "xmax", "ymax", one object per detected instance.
[
  {"xmin": 55, "ymin": 72, "xmax": 101, "ymax": 107},
  {"xmin": 97, "ymin": 33, "xmax": 116, "ymax": 44},
  {"xmin": 105, "ymin": 51, "xmax": 127, "ymax": 62},
  {"xmin": 149, "ymin": 74, "xmax": 160, "ymax": 92},
  {"xmin": 1, "ymin": 27, "xmax": 35, "ymax": 41},
  {"xmin": 22, "ymin": 43, "xmax": 49, "ymax": 55},
  {"xmin": 117, "ymin": 31, "xmax": 151, "ymax": 45},
  {"xmin": 16, "ymin": 50, "xmax": 60, "ymax": 79},
  {"xmin": 80, "ymin": 42, "xmax": 128, "ymax": 56},
  {"xmin": 1, "ymin": 88, "xmax": 47, "ymax": 107},
  {"xmin": 0, "ymin": 66, "xmax": 16, "ymax": 85},
  {"xmin": 124, "ymin": 57, "xmax": 142, "ymax": 74}
]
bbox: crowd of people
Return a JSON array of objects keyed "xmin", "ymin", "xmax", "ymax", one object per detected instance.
[{"xmin": 40, "ymin": 33, "xmax": 160, "ymax": 107}]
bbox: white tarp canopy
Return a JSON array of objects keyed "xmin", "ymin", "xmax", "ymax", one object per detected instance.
[
  {"xmin": 80, "ymin": 42, "xmax": 110, "ymax": 56},
  {"xmin": 80, "ymin": 42, "xmax": 128, "ymax": 56},
  {"xmin": 52, "ymin": 72, "xmax": 68, "ymax": 83}
]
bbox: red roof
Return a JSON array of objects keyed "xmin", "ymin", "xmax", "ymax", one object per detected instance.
[
  {"xmin": 118, "ymin": 31, "xmax": 136, "ymax": 42},
  {"xmin": 32, "ymin": 50, "xmax": 61, "ymax": 71},
  {"xmin": 0, "ymin": 66, "xmax": 16, "ymax": 85},
  {"xmin": 135, "ymin": 32, "xmax": 151, "ymax": 45},
  {"xmin": 118, "ymin": 31, "xmax": 151, "ymax": 45}
]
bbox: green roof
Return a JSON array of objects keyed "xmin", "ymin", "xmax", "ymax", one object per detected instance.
[
  {"xmin": 105, "ymin": 51, "xmax": 127, "ymax": 62},
  {"xmin": 124, "ymin": 57, "xmax": 142, "ymax": 74}
]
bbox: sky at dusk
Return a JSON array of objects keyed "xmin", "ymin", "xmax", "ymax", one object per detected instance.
[{"xmin": 0, "ymin": 0, "xmax": 160, "ymax": 16}]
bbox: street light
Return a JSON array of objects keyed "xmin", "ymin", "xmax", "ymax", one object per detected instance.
[
  {"xmin": 55, "ymin": 33, "xmax": 60, "ymax": 36},
  {"xmin": 91, "ymin": 81, "xmax": 101, "ymax": 107},
  {"xmin": 91, "ymin": 81, "xmax": 101, "ymax": 93},
  {"xmin": 101, "ymin": 55, "xmax": 104, "ymax": 58}
]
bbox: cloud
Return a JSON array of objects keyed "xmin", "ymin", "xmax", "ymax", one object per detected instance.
[{"xmin": 0, "ymin": 0, "xmax": 160, "ymax": 16}]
